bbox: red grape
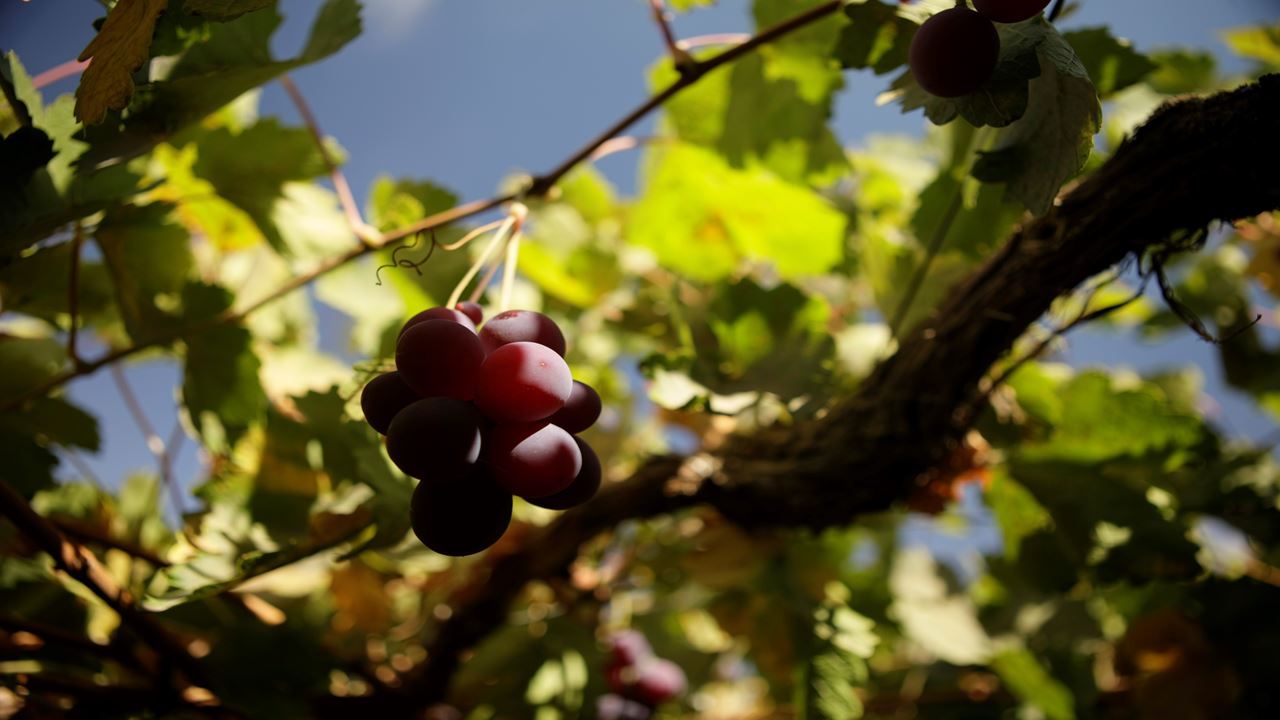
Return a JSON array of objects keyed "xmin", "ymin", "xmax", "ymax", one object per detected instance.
[
  {"xmin": 487, "ymin": 422, "xmax": 581, "ymax": 498},
  {"xmin": 631, "ymin": 658, "xmax": 686, "ymax": 706},
  {"xmin": 596, "ymin": 694, "xmax": 651, "ymax": 720},
  {"xmin": 973, "ymin": 0, "xmax": 1051, "ymax": 23},
  {"xmin": 410, "ymin": 465, "xmax": 512, "ymax": 556},
  {"xmin": 395, "ymin": 319, "xmax": 485, "ymax": 400},
  {"xmin": 527, "ymin": 438, "xmax": 601, "ymax": 510},
  {"xmin": 547, "ymin": 381, "xmax": 602, "ymax": 434},
  {"xmin": 607, "ymin": 630, "xmax": 653, "ymax": 667},
  {"xmin": 908, "ymin": 8, "xmax": 1000, "ymax": 98},
  {"xmin": 360, "ymin": 372, "xmax": 419, "ymax": 435},
  {"xmin": 399, "ymin": 306, "xmax": 477, "ymax": 338},
  {"xmin": 478, "ymin": 309, "xmax": 566, "ymax": 356},
  {"xmin": 455, "ymin": 301, "xmax": 484, "ymax": 325},
  {"xmin": 475, "ymin": 342, "xmax": 573, "ymax": 423},
  {"xmin": 385, "ymin": 398, "xmax": 483, "ymax": 481}
]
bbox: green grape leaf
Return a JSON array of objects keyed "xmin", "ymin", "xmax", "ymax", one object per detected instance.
[
  {"xmin": 991, "ymin": 645, "xmax": 1077, "ymax": 720},
  {"xmin": 1, "ymin": 53, "xmax": 148, "ymax": 256},
  {"xmin": 82, "ymin": 0, "xmax": 361, "ymax": 165},
  {"xmin": 0, "ymin": 240, "xmax": 116, "ymax": 328},
  {"xmin": 292, "ymin": 390, "xmax": 412, "ymax": 551},
  {"xmin": 142, "ymin": 505, "xmax": 372, "ymax": 611},
  {"xmin": 187, "ymin": 119, "xmax": 338, "ymax": 253},
  {"xmin": 834, "ymin": 0, "xmax": 916, "ymax": 74},
  {"xmin": 0, "ymin": 334, "xmax": 67, "ymax": 405},
  {"xmin": 0, "ymin": 397, "xmax": 101, "ymax": 453},
  {"xmin": 180, "ymin": 283, "xmax": 267, "ymax": 448},
  {"xmin": 694, "ymin": 278, "xmax": 835, "ymax": 398},
  {"xmin": 97, "ymin": 203, "xmax": 194, "ymax": 342},
  {"xmin": 987, "ymin": 470, "xmax": 1051, "ymax": 562},
  {"xmin": 972, "ymin": 20, "xmax": 1102, "ymax": 214},
  {"xmin": 1064, "ymin": 27, "xmax": 1157, "ymax": 98},
  {"xmin": 652, "ymin": 0, "xmax": 847, "ymax": 185},
  {"xmin": 1016, "ymin": 372, "xmax": 1205, "ymax": 464},
  {"xmin": 1223, "ymin": 24, "xmax": 1280, "ymax": 70},
  {"xmin": 630, "ymin": 143, "xmax": 846, "ymax": 281},
  {"xmin": 808, "ymin": 651, "xmax": 865, "ymax": 720},
  {"xmin": 0, "ymin": 430, "xmax": 59, "ymax": 497},
  {"xmin": 1145, "ymin": 49, "xmax": 1217, "ymax": 94},
  {"xmin": 670, "ymin": 0, "xmax": 716, "ymax": 10},
  {"xmin": 184, "ymin": 0, "xmax": 275, "ymax": 21}
]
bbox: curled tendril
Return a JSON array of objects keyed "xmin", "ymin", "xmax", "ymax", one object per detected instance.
[
  {"xmin": 375, "ymin": 229, "xmax": 439, "ymax": 286},
  {"xmin": 1146, "ymin": 226, "xmax": 1262, "ymax": 345}
]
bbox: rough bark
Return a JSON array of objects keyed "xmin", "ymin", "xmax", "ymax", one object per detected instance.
[{"xmin": 315, "ymin": 77, "xmax": 1280, "ymax": 715}]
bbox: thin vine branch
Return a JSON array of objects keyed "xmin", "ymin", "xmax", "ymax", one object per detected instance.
[
  {"xmin": 279, "ymin": 74, "xmax": 378, "ymax": 245},
  {"xmin": 109, "ymin": 365, "xmax": 186, "ymax": 519},
  {"xmin": 0, "ymin": 478, "xmax": 220, "ymax": 705},
  {"xmin": 49, "ymin": 516, "xmax": 170, "ymax": 567},
  {"xmin": 889, "ymin": 188, "xmax": 964, "ymax": 337},
  {"xmin": 648, "ymin": 0, "xmax": 696, "ymax": 71},
  {"xmin": 1, "ymin": 0, "xmax": 845, "ymax": 413},
  {"xmin": 966, "ymin": 270, "xmax": 1146, "ymax": 419},
  {"xmin": 66, "ymin": 222, "xmax": 85, "ymax": 368}
]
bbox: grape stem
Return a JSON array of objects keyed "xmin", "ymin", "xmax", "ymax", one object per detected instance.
[
  {"xmin": 445, "ymin": 203, "xmax": 527, "ymax": 309},
  {"xmin": 499, "ymin": 222, "xmax": 523, "ymax": 312}
]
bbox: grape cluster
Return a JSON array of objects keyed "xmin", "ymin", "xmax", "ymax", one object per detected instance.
[
  {"xmin": 908, "ymin": 1, "xmax": 1051, "ymax": 98},
  {"xmin": 361, "ymin": 304, "xmax": 604, "ymax": 556},
  {"xmin": 596, "ymin": 631, "xmax": 687, "ymax": 718}
]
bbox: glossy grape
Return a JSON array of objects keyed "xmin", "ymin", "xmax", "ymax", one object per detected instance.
[
  {"xmin": 410, "ymin": 465, "xmax": 512, "ymax": 556},
  {"xmin": 607, "ymin": 630, "xmax": 653, "ymax": 667},
  {"xmin": 395, "ymin": 319, "xmax": 485, "ymax": 400},
  {"xmin": 455, "ymin": 301, "xmax": 484, "ymax": 326},
  {"xmin": 399, "ymin": 306, "xmax": 477, "ymax": 338},
  {"xmin": 596, "ymin": 694, "xmax": 651, "ymax": 720},
  {"xmin": 973, "ymin": 0, "xmax": 1051, "ymax": 23},
  {"xmin": 385, "ymin": 398, "xmax": 483, "ymax": 481},
  {"xmin": 547, "ymin": 381, "xmax": 602, "ymax": 434},
  {"xmin": 631, "ymin": 658, "xmax": 686, "ymax": 706},
  {"xmin": 478, "ymin": 309, "xmax": 567, "ymax": 356},
  {"xmin": 474, "ymin": 342, "xmax": 573, "ymax": 423},
  {"xmin": 487, "ymin": 422, "xmax": 581, "ymax": 498},
  {"xmin": 908, "ymin": 8, "xmax": 1000, "ymax": 98},
  {"xmin": 527, "ymin": 438, "xmax": 601, "ymax": 510},
  {"xmin": 360, "ymin": 372, "xmax": 419, "ymax": 435}
]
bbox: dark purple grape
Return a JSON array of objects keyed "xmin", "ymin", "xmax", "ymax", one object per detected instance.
[
  {"xmin": 410, "ymin": 465, "xmax": 512, "ymax": 557},
  {"xmin": 607, "ymin": 630, "xmax": 653, "ymax": 667},
  {"xmin": 487, "ymin": 422, "xmax": 581, "ymax": 498},
  {"xmin": 631, "ymin": 658, "xmax": 686, "ymax": 706},
  {"xmin": 547, "ymin": 381, "xmax": 602, "ymax": 434},
  {"xmin": 395, "ymin": 319, "xmax": 485, "ymax": 400},
  {"xmin": 908, "ymin": 8, "xmax": 1000, "ymax": 98},
  {"xmin": 360, "ymin": 372, "xmax": 419, "ymax": 435},
  {"xmin": 973, "ymin": 0, "xmax": 1051, "ymax": 23},
  {"xmin": 399, "ymin": 306, "xmax": 477, "ymax": 339},
  {"xmin": 478, "ymin": 309, "xmax": 567, "ymax": 356},
  {"xmin": 527, "ymin": 438, "xmax": 601, "ymax": 510},
  {"xmin": 596, "ymin": 694, "xmax": 652, "ymax": 720},
  {"xmin": 385, "ymin": 398, "xmax": 483, "ymax": 481},
  {"xmin": 455, "ymin": 301, "xmax": 484, "ymax": 326},
  {"xmin": 475, "ymin": 342, "xmax": 573, "ymax": 423}
]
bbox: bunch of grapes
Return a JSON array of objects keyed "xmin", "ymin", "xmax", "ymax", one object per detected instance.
[
  {"xmin": 361, "ymin": 304, "xmax": 604, "ymax": 556},
  {"xmin": 596, "ymin": 631, "xmax": 687, "ymax": 718},
  {"xmin": 908, "ymin": 1, "xmax": 1051, "ymax": 98}
]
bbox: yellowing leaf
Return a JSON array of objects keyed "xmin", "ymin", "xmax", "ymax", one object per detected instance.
[{"xmin": 74, "ymin": 0, "xmax": 169, "ymax": 124}]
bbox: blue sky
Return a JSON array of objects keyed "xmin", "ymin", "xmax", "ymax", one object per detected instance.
[{"xmin": 1, "ymin": 0, "xmax": 1277, "ymax": 505}]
